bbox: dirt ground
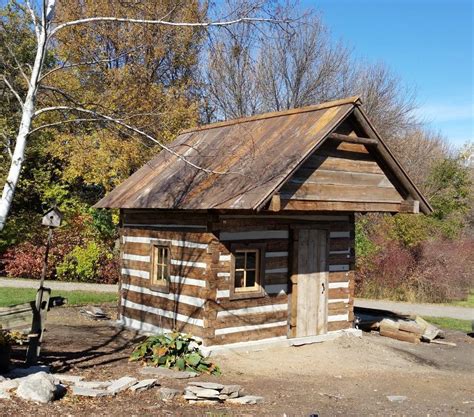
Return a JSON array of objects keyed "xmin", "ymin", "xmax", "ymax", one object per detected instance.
[{"xmin": 3, "ymin": 305, "xmax": 474, "ymax": 417}]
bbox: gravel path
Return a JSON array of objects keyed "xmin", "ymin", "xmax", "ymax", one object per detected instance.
[
  {"xmin": 355, "ymin": 298, "xmax": 474, "ymax": 320},
  {"xmin": 0, "ymin": 277, "xmax": 118, "ymax": 293}
]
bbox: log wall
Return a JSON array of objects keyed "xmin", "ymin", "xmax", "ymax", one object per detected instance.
[{"xmin": 119, "ymin": 210, "xmax": 355, "ymax": 346}]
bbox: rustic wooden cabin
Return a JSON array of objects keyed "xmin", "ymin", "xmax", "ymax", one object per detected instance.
[{"xmin": 95, "ymin": 96, "xmax": 431, "ymax": 350}]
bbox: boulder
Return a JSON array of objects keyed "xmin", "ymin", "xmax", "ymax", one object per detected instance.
[
  {"xmin": 0, "ymin": 389, "xmax": 11, "ymax": 400},
  {"xmin": 0, "ymin": 379, "xmax": 19, "ymax": 391},
  {"xmin": 16, "ymin": 372, "xmax": 56, "ymax": 403}
]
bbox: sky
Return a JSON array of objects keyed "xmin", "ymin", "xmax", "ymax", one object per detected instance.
[{"xmin": 302, "ymin": 0, "xmax": 473, "ymax": 147}]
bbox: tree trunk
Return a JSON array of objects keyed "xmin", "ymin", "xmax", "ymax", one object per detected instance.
[{"xmin": 0, "ymin": 28, "xmax": 47, "ymax": 232}]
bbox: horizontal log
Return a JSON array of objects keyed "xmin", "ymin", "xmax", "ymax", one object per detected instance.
[
  {"xmin": 399, "ymin": 200, "xmax": 420, "ymax": 214},
  {"xmin": 328, "ymin": 133, "xmax": 379, "ymax": 146}
]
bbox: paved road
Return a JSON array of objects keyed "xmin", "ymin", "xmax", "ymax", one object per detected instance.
[
  {"xmin": 0, "ymin": 277, "xmax": 118, "ymax": 293},
  {"xmin": 355, "ymin": 298, "xmax": 474, "ymax": 320}
]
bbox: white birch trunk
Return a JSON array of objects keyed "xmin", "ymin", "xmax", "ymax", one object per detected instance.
[{"xmin": 0, "ymin": 24, "xmax": 48, "ymax": 231}]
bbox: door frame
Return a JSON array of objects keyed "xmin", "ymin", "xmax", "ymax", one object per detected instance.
[{"xmin": 288, "ymin": 224, "xmax": 330, "ymax": 338}]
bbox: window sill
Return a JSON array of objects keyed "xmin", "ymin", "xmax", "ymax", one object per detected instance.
[
  {"xmin": 229, "ymin": 289, "xmax": 265, "ymax": 301},
  {"xmin": 149, "ymin": 283, "xmax": 170, "ymax": 294}
]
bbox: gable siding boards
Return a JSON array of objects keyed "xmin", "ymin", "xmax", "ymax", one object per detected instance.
[{"xmin": 280, "ymin": 140, "xmax": 404, "ymax": 208}]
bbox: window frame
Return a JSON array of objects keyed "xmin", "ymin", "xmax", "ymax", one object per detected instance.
[
  {"xmin": 150, "ymin": 242, "xmax": 171, "ymax": 293},
  {"xmin": 229, "ymin": 243, "xmax": 265, "ymax": 300}
]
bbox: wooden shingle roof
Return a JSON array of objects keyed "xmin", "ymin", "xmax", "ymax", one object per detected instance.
[{"xmin": 95, "ymin": 96, "xmax": 431, "ymax": 213}]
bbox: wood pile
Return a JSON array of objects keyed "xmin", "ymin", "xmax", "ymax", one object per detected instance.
[{"xmin": 354, "ymin": 307, "xmax": 447, "ymax": 344}]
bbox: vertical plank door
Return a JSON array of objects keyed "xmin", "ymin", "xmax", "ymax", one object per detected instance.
[{"xmin": 295, "ymin": 229, "xmax": 328, "ymax": 337}]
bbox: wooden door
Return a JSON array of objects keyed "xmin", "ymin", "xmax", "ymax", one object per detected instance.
[{"xmin": 293, "ymin": 229, "xmax": 328, "ymax": 337}]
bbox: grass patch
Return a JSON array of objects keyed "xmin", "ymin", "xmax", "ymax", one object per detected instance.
[
  {"xmin": 448, "ymin": 291, "xmax": 474, "ymax": 308},
  {"xmin": 423, "ymin": 316, "xmax": 472, "ymax": 333},
  {"xmin": 0, "ymin": 287, "xmax": 117, "ymax": 308}
]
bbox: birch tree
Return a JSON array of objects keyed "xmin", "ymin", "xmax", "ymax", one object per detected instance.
[{"xmin": 0, "ymin": 0, "xmax": 280, "ymax": 231}]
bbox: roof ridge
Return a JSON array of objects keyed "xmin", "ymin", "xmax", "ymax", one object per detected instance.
[{"xmin": 181, "ymin": 96, "xmax": 361, "ymax": 135}]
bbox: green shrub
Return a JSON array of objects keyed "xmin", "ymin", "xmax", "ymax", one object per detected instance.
[
  {"xmin": 130, "ymin": 332, "xmax": 221, "ymax": 375},
  {"xmin": 57, "ymin": 241, "xmax": 101, "ymax": 282}
]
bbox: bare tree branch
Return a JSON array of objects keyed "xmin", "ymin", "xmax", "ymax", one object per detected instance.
[
  {"xmin": 39, "ymin": 48, "xmax": 141, "ymax": 82},
  {"xmin": 1, "ymin": 75, "xmax": 24, "ymax": 108},
  {"xmin": 33, "ymin": 106, "xmax": 230, "ymax": 175},
  {"xmin": 49, "ymin": 16, "xmax": 283, "ymax": 39}
]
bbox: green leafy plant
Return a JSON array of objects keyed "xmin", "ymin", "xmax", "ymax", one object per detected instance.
[{"xmin": 130, "ymin": 332, "xmax": 221, "ymax": 375}]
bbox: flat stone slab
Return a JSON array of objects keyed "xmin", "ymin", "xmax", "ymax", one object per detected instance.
[
  {"xmin": 140, "ymin": 367, "xmax": 198, "ymax": 379},
  {"xmin": 387, "ymin": 395, "xmax": 407, "ymax": 403},
  {"xmin": 71, "ymin": 386, "xmax": 111, "ymax": 398},
  {"xmin": 107, "ymin": 377, "xmax": 137, "ymax": 394},
  {"xmin": 185, "ymin": 386, "xmax": 220, "ymax": 398},
  {"xmin": 52, "ymin": 374, "xmax": 84, "ymax": 384},
  {"xmin": 130, "ymin": 379, "xmax": 157, "ymax": 393},
  {"xmin": 75, "ymin": 380, "xmax": 112, "ymax": 389},
  {"xmin": 221, "ymin": 384, "xmax": 241, "ymax": 395},
  {"xmin": 188, "ymin": 381, "xmax": 225, "ymax": 390},
  {"xmin": 227, "ymin": 395, "xmax": 264, "ymax": 405},
  {"xmin": 158, "ymin": 387, "xmax": 182, "ymax": 401}
]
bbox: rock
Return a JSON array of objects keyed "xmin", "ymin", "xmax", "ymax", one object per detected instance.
[
  {"xmin": 16, "ymin": 372, "xmax": 56, "ymax": 403},
  {"xmin": 387, "ymin": 395, "xmax": 407, "ymax": 403},
  {"xmin": 188, "ymin": 381, "xmax": 225, "ymax": 390},
  {"xmin": 75, "ymin": 380, "xmax": 112, "ymax": 389},
  {"xmin": 185, "ymin": 386, "xmax": 220, "ymax": 399},
  {"xmin": 227, "ymin": 395, "xmax": 264, "ymax": 405},
  {"xmin": 0, "ymin": 379, "xmax": 19, "ymax": 391},
  {"xmin": 158, "ymin": 387, "xmax": 182, "ymax": 401},
  {"xmin": 71, "ymin": 386, "xmax": 111, "ymax": 398},
  {"xmin": 52, "ymin": 374, "xmax": 84, "ymax": 384},
  {"xmin": 183, "ymin": 391, "xmax": 198, "ymax": 400},
  {"xmin": 0, "ymin": 376, "xmax": 5, "ymax": 382},
  {"xmin": 0, "ymin": 389, "xmax": 11, "ymax": 400},
  {"xmin": 107, "ymin": 376, "xmax": 138, "ymax": 394},
  {"xmin": 140, "ymin": 367, "xmax": 198, "ymax": 379},
  {"xmin": 219, "ymin": 394, "xmax": 229, "ymax": 400},
  {"xmin": 6, "ymin": 365, "xmax": 50, "ymax": 378},
  {"xmin": 189, "ymin": 399, "xmax": 219, "ymax": 405},
  {"xmin": 130, "ymin": 379, "xmax": 157, "ymax": 393},
  {"xmin": 221, "ymin": 384, "xmax": 241, "ymax": 396}
]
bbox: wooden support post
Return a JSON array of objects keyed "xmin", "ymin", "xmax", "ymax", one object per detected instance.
[{"xmin": 269, "ymin": 194, "xmax": 281, "ymax": 212}]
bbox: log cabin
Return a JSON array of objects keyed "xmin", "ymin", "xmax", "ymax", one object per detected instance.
[{"xmin": 95, "ymin": 96, "xmax": 431, "ymax": 351}]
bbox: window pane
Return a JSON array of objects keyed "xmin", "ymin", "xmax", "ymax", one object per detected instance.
[
  {"xmin": 235, "ymin": 270, "xmax": 244, "ymax": 288},
  {"xmin": 235, "ymin": 253, "xmax": 245, "ymax": 269},
  {"xmin": 246, "ymin": 270, "xmax": 256, "ymax": 287},
  {"xmin": 162, "ymin": 248, "xmax": 168, "ymax": 264},
  {"xmin": 246, "ymin": 252, "xmax": 257, "ymax": 269},
  {"xmin": 162, "ymin": 265, "xmax": 168, "ymax": 281}
]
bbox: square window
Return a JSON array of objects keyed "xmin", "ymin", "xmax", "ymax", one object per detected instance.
[{"xmin": 230, "ymin": 245, "xmax": 265, "ymax": 299}]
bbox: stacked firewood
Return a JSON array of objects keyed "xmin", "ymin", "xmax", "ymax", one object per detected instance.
[{"xmin": 355, "ymin": 307, "xmax": 449, "ymax": 345}]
